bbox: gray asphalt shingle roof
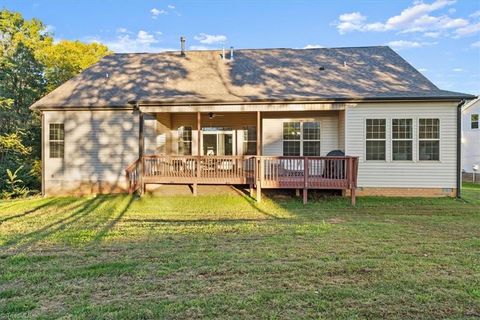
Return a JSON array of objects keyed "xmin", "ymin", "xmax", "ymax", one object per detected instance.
[{"xmin": 31, "ymin": 46, "xmax": 475, "ymax": 109}]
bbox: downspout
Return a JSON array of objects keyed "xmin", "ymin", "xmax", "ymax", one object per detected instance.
[{"xmin": 456, "ymin": 99, "xmax": 466, "ymax": 198}]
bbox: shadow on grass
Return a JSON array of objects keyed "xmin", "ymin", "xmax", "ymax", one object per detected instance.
[
  {"xmin": 90, "ymin": 196, "xmax": 134, "ymax": 244},
  {"xmin": 1, "ymin": 196, "xmax": 105, "ymax": 252},
  {"xmin": 231, "ymin": 186, "xmax": 290, "ymax": 220},
  {"xmin": 123, "ymin": 217, "xmax": 270, "ymax": 224},
  {"xmin": 0, "ymin": 199, "xmax": 56, "ymax": 225}
]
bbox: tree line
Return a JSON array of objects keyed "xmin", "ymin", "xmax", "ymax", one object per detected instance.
[{"xmin": 0, "ymin": 9, "xmax": 111, "ymax": 198}]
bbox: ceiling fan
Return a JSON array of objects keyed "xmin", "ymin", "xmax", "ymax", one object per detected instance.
[{"xmin": 208, "ymin": 112, "xmax": 224, "ymax": 119}]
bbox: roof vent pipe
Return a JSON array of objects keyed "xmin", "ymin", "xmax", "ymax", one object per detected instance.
[
  {"xmin": 230, "ymin": 46, "xmax": 234, "ymax": 61},
  {"xmin": 180, "ymin": 36, "xmax": 186, "ymax": 56}
]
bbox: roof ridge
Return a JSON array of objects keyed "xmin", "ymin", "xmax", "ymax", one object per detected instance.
[{"xmin": 110, "ymin": 45, "xmax": 391, "ymax": 55}]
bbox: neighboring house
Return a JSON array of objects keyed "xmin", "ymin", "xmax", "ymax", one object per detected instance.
[
  {"xmin": 462, "ymin": 98, "xmax": 480, "ymax": 180},
  {"xmin": 30, "ymin": 45, "xmax": 476, "ymax": 201}
]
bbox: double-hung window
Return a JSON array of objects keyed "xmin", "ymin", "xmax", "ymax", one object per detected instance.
[
  {"xmin": 49, "ymin": 123, "xmax": 64, "ymax": 158},
  {"xmin": 392, "ymin": 119, "xmax": 412, "ymax": 161},
  {"xmin": 242, "ymin": 125, "xmax": 257, "ymax": 155},
  {"xmin": 472, "ymin": 114, "xmax": 479, "ymax": 129},
  {"xmin": 365, "ymin": 119, "xmax": 386, "ymax": 161},
  {"xmin": 283, "ymin": 121, "xmax": 320, "ymax": 156},
  {"xmin": 178, "ymin": 126, "xmax": 192, "ymax": 155},
  {"xmin": 302, "ymin": 122, "xmax": 321, "ymax": 156},
  {"xmin": 419, "ymin": 119, "xmax": 440, "ymax": 161}
]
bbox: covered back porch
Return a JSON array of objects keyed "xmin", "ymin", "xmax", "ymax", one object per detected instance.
[{"xmin": 126, "ymin": 106, "xmax": 358, "ymax": 204}]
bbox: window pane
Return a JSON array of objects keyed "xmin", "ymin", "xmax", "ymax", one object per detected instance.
[
  {"xmin": 178, "ymin": 126, "xmax": 192, "ymax": 155},
  {"xmin": 472, "ymin": 114, "xmax": 479, "ymax": 129},
  {"xmin": 243, "ymin": 141, "xmax": 257, "ymax": 155},
  {"xmin": 366, "ymin": 119, "xmax": 386, "ymax": 139},
  {"xmin": 283, "ymin": 141, "xmax": 301, "ymax": 156},
  {"xmin": 283, "ymin": 122, "xmax": 301, "ymax": 140},
  {"xmin": 392, "ymin": 140, "xmax": 412, "ymax": 160},
  {"xmin": 302, "ymin": 122, "xmax": 320, "ymax": 140},
  {"xmin": 366, "ymin": 141, "xmax": 386, "ymax": 160},
  {"xmin": 419, "ymin": 119, "xmax": 439, "ymax": 139},
  {"xmin": 243, "ymin": 126, "xmax": 256, "ymax": 141},
  {"xmin": 49, "ymin": 123, "xmax": 64, "ymax": 141},
  {"xmin": 49, "ymin": 141, "xmax": 64, "ymax": 158},
  {"xmin": 392, "ymin": 119, "xmax": 412, "ymax": 139},
  {"xmin": 419, "ymin": 141, "xmax": 439, "ymax": 161},
  {"xmin": 303, "ymin": 141, "xmax": 321, "ymax": 156}
]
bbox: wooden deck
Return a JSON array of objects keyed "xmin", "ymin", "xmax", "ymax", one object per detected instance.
[{"xmin": 126, "ymin": 155, "xmax": 358, "ymax": 204}]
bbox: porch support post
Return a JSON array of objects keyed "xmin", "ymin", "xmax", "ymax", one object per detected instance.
[
  {"xmin": 256, "ymin": 111, "xmax": 261, "ymax": 156},
  {"xmin": 256, "ymin": 111, "xmax": 262, "ymax": 202},
  {"xmin": 193, "ymin": 112, "xmax": 201, "ymax": 196},
  {"xmin": 138, "ymin": 110, "xmax": 145, "ymax": 195}
]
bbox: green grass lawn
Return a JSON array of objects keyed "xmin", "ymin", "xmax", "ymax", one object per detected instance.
[{"xmin": 0, "ymin": 187, "xmax": 479, "ymax": 319}]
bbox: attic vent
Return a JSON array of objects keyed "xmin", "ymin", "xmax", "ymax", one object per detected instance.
[{"xmin": 318, "ymin": 66, "xmax": 325, "ymax": 71}]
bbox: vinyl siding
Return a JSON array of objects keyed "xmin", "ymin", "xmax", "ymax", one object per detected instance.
[
  {"xmin": 346, "ymin": 102, "xmax": 458, "ymax": 188},
  {"xmin": 461, "ymin": 101, "xmax": 480, "ymax": 172},
  {"xmin": 43, "ymin": 110, "xmax": 141, "ymax": 193},
  {"xmin": 338, "ymin": 110, "xmax": 345, "ymax": 151},
  {"xmin": 262, "ymin": 111, "xmax": 340, "ymax": 156}
]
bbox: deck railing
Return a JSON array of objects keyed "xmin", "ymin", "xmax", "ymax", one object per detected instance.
[{"xmin": 125, "ymin": 155, "xmax": 358, "ymax": 203}]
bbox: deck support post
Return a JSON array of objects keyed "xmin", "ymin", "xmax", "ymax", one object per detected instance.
[
  {"xmin": 256, "ymin": 157, "xmax": 262, "ymax": 203},
  {"xmin": 193, "ymin": 183, "xmax": 198, "ymax": 196},
  {"xmin": 348, "ymin": 157, "xmax": 357, "ymax": 206},
  {"xmin": 303, "ymin": 157, "xmax": 309, "ymax": 204},
  {"xmin": 249, "ymin": 184, "xmax": 254, "ymax": 198},
  {"xmin": 138, "ymin": 110, "xmax": 145, "ymax": 196},
  {"xmin": 295, "ymin": 189, "xmax": 300, "ymax": 197}
]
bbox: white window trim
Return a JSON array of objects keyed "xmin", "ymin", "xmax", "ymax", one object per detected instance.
[
  {"xmin": 282, "ymin": 120, "xmax": 321, "ymax": 156},
  {"xmin": 49, "ymin": 123, "xmax": 64, "ymax": 159},
  {"xmin": 391, "ymin": 118, "xmax": 414, "ymax": 162},
  {"xmin": 471, "ymin": 114, "xmax": 479, "ymax": 130},
  {"xmin": 418, "ymin": 118, "xmax": 441, "ymax": 162},
  {"xmin": 364, "ymin": 118, "xmax": 387, "ymax": 162}
]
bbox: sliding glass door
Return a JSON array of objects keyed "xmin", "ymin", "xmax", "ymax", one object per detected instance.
[{"xmin": 202, "ymin": 129, "xmax": 235, "ymax": 155}]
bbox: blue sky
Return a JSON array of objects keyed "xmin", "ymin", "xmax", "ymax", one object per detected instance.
[{"xmin": 2, "ymin": 0, "xmax": 480, "ymax": 94}]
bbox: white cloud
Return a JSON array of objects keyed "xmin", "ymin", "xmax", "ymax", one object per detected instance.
[
  {"xmin": 418, "ymin": 68, "xmax": 428, "ymax": 72},
  {"xmin": 168, "ymin": 5, "xmax": 175, "ymax": 9},
  {"xmin": 193, "ymin": 33, "xmax": 227, "ymax": 44},
  {"xmin": 189, "ymin": 45, "xmax": 212, "ymax": 50},
  {"xmin": 303, "ymin": 44, "xmax": 324, "ymax": 49},
  {"xmin": 387, "ymin": 40, "xmax": 437, "ymax": 49},
  {"xmin": 471, "ymin": 40, "xmax": 480, "ymax": 47},
  {"xmin": 333, "ymin": 0, "xmax": 475, "ymax": 38},
  {"xmin": 335, "ymin": 12, "xmax": 367, "ymax": 34},
  {"xmin": 44, "ymin": 24, "xmax": 55, "ymax": 33},
  {"xmin": 424, "ymin": 31, "xmax": 441, "ymax": 37},
  {"xmin": 454, "ymin": 22, "xmax": 480, "ymax": 37},
  {"xmin": 470, "ymin": 10, "xmax": 480, "ymax": 18},
  {"xmin": 452, "ymin": 68, "xmax": 463, "ymax": 72},
  {"xmin": 151, "ymin": 8, "xmax": 167, "ymax": 18},
  {"xmin": 88, "ymin": 29, "xmax": 173, "ymax": 53}
]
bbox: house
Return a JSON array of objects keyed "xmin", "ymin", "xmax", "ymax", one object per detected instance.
[
  {"xmin": 30, "ymin": 45, "xmax": 476, "ymax": 202},
  {"xmin": 462, "ymin": 98, "xmax": 480, "ymax": 182}
]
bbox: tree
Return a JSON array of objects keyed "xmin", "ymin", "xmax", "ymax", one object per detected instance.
[
  {"xmin": 0, "ymin": 9, "xmax": 110, "ymax": 197},
  {"xmin": 41, "ymin": 40, "xmax": 111, "ymax": 91}
]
